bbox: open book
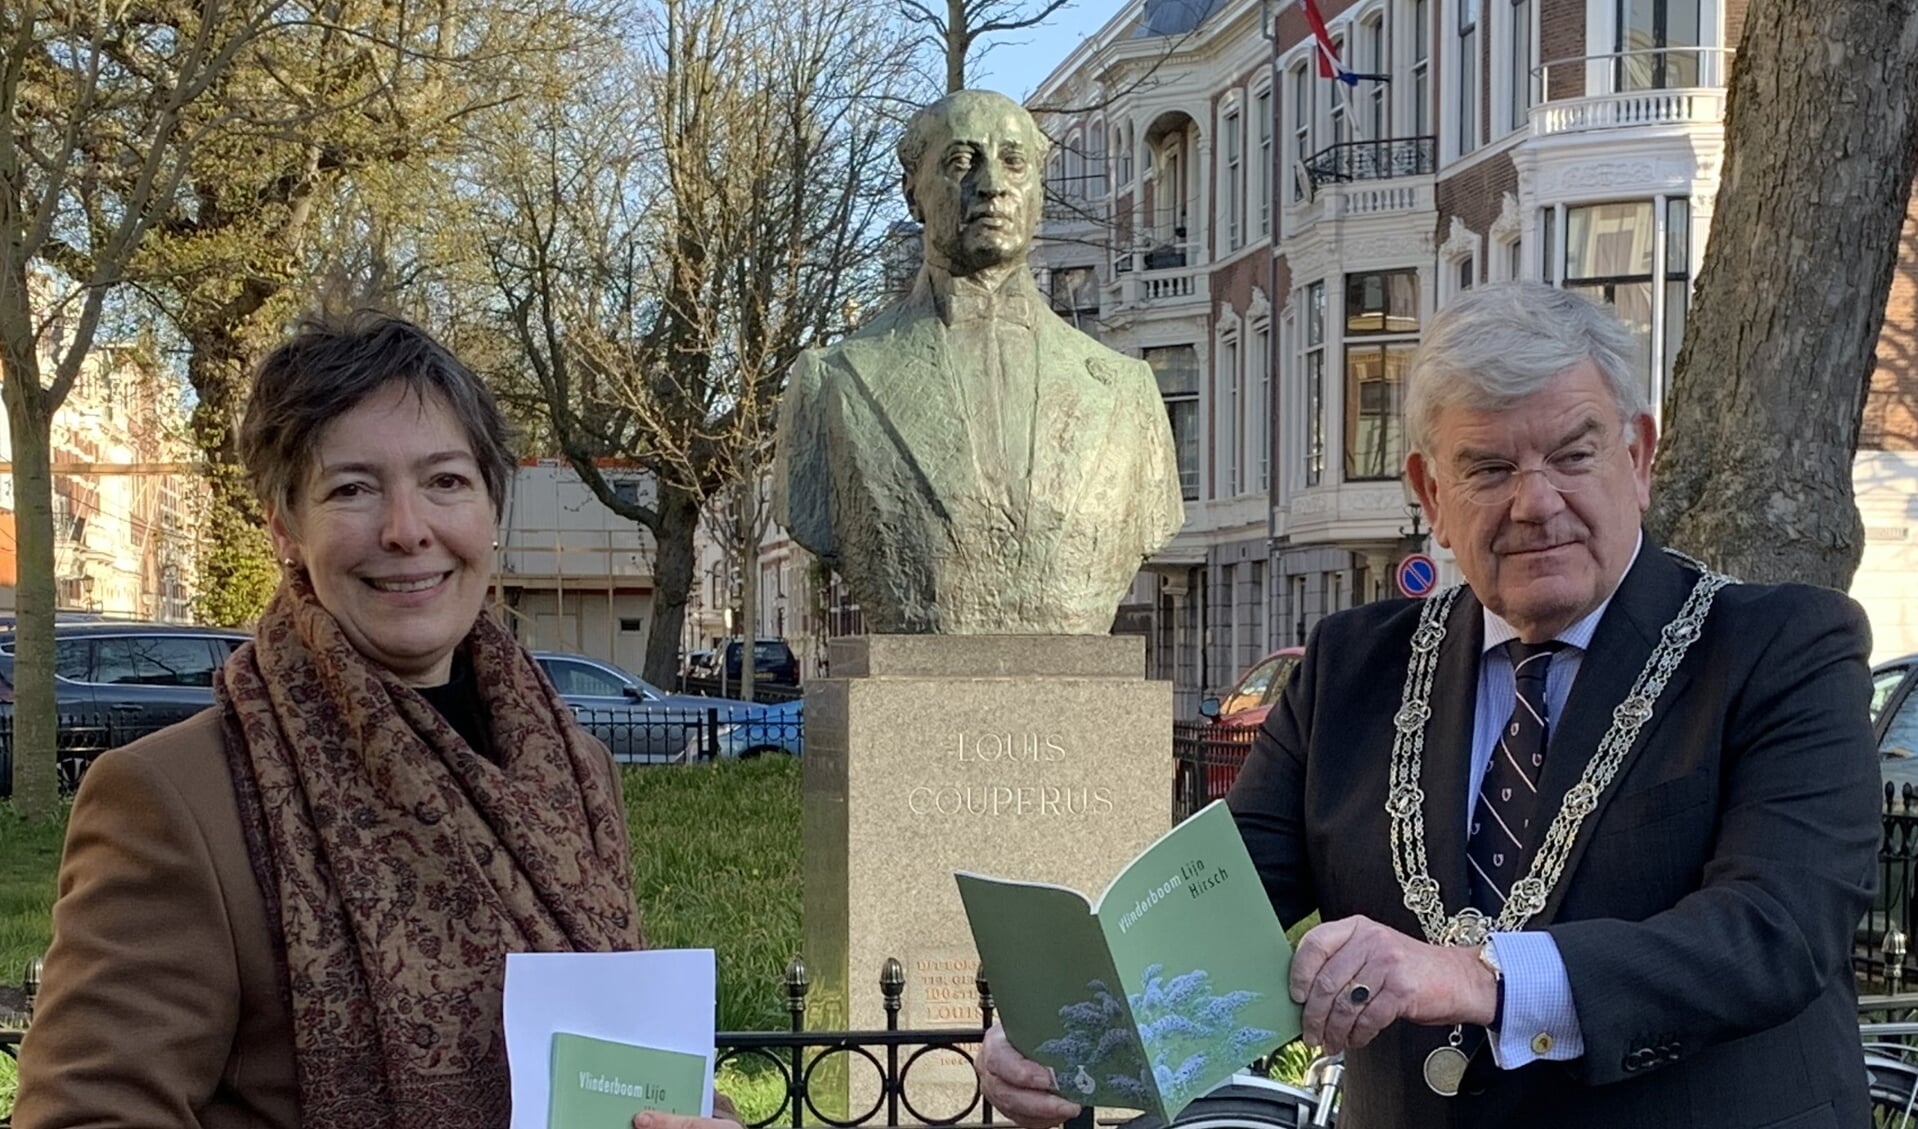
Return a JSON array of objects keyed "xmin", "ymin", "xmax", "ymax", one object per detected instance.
[{"xmin": 955, "ymin": 800, "xmax": 1301, "ymax": 1122}]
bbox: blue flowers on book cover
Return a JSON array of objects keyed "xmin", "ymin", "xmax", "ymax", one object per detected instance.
[{"xmin": 1038, "ymin": 963, "xmax": 1275, "ymax": 1107}]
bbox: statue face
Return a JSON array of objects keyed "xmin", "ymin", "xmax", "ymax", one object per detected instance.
[{"xmin": 910, "ymin": 96, "xmax": 1043, "ymax": 276}]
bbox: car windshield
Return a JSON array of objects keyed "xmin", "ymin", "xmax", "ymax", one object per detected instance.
[{"xmin": 754, "ymin": 642, "xmax": 786, "ymax": 662}]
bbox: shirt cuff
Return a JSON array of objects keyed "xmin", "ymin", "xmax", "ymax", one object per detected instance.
[{"xmin": 1485, "ymin": 932, "xmax": 1585, "ymax": 1067}]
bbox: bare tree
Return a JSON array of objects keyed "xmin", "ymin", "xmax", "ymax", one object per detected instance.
[
  {"xmin": 900, "ymin": 0, "xmax": 1073, "ymax": 93},
  {"xmin": 1647, "ymin": 0, "xmax": 1918, "ymax": 586},
  {"xmin": 469, "ymin": 0, "xmax": 920, "ymax": 686},
  {"xmin": 120, "ymin": 0, "xmax": 604, "ymax": 627},
  {"xmin": 0, "ymin": 1, "xmax": 313, "ymax": 819}
]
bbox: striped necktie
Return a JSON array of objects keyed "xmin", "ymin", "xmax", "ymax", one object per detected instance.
[{"xmin": 1468, "ymin": 639, "xmax": 1564, "ymax": 914}]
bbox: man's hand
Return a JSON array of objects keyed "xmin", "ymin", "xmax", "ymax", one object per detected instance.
[
  {"xmin": 976, "ymin": 1022, "xmax": 1084, "ymax": 1129},
  {"xmin": 1290, "ymin": 915, "xmax": 1497, "ymax": 1054}
]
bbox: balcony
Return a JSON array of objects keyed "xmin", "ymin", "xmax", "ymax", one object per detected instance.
[
  {"xmin": 1302, "ymin": 137, "xmax": 1438, "ymax": 192},
  {"xmin": 1531, "ymin": 48, "xmax": 1733, "ymax": 139},
  {"xmin": 1101, "ymin": 241, "xmax": 1208, "ymax": 314}
]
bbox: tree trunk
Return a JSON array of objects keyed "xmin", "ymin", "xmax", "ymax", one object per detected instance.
[
  {"xmin": 736, "ymin": 480, "xmax": 757, "ymax": 703},
  {"xmin": 3, "ymin": 363, "xmax": 59, "ymax": 820},
  {"xmin": 184, "ymin": 326, "xmax": 280, "ymax": 625},
  {"xmin": 643, "ymin": 484, "xmax": 702, "ymax": 687},
  {"xmin": 1646, "ymin": 0, "xmax": 1918, "ymax": 587},
  {"xmin": 947, "ymin": 0, "xmax": 967, "ymax": 92}
]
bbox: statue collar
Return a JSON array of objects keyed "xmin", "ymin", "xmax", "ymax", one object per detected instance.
[{"xmin": 919, "ymin": 266, "xmax": 1043, "ymax": 329}]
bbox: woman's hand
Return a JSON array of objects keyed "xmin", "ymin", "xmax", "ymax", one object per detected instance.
[{"xmin": 634, "ymin": 1091, "xmax": 743, "ymax": 1129}]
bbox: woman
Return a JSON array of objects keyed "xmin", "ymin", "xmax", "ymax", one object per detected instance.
[{"xmin": 16, "ymin": 313, "xmax": 719, "ymax": 1129}]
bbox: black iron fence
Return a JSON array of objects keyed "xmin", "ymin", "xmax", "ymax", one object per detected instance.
[
  {"xmin": 1171, "ymin": 722, "xmax": 1257, "ymax": 821},
  {"xmin": 679, "ymin": 676, "xmax": 805, "ymax": 704},
  {"xmin": 1301, "ymin": 136, "xmax": 1437, "ymax": 190},
  {"xmin": 0, "ymin": 714, "xmax": 178, "ymax": 800},
  {"xmin": 1860, "ymin": 784, "xmax": 1918, "ymax": 994}
]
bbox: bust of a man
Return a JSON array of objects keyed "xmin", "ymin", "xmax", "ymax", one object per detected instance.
[{"xmin": 771, "ymin": 90, "xmax": 1184, "ymax": 635}]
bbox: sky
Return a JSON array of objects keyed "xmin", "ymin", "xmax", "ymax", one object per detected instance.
[{"xmin": 969, "ymin": 2, "xmax": 1127, "ymax": 101}]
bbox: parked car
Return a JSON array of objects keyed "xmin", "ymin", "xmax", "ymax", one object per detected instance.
[
  {"xmin": 722, "ymin": 637, "xmax": 800, "ymax": 686},
  {"xmin": 532, "ymin": 651, "xmax": 791, "ymax": 763},
  {"xmin": 0, "ymin": 622, "xmax": 251, "ymax": 796},
  {"xmin": 1198, "ymin": 646, "xmax": 1305, "ymax": 730},
  {"xmin": 1878, "ymin": 653, "xmax": 1918, "ymax": 792},
  {"xmin": 669, "ymin": 698, "xmax": 804, "ymax": 763}
]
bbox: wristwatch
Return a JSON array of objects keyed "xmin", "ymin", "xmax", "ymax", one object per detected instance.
[{"xmin": 1478, "ymin": 939, "xmax": 1506, "ymax": 1029}]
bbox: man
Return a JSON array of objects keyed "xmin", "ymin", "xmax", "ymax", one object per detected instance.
[
  {"xmin": 978, "ymin": 283, "xmax": 1879, "ymax": 1126},
  {"xmin": 771, "ymin": 90, "xmax": 1182, "ymax": 635}
]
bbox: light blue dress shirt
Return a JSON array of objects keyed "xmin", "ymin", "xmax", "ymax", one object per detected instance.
[{"xmin": 1470, "ymin": 536, "xmax": 1642, "ymax": 1066}]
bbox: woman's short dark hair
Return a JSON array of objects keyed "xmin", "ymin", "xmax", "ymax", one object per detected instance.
[{"xmin": 239, "ymin": 310, "xmax": 517, "ymax": 524}]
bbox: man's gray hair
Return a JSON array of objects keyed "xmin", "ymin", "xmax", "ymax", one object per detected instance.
[{"xmin": 1405, "ymin": 282, "xmax": 1650, "ymax": 456}]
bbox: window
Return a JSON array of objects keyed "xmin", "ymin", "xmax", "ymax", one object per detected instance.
[
  {"xmin": 1617, "ymin": 0, "xmax": 1701, "ymax": 91},
  {"xmin": 1458, "ymin": 0, "xmax": 1479, "ymax": 153},
  {"xmin": 613, "ymin": 480, "xmax": 641, "ymax": 505},
  {"xmin": 1304, "ymin": 282, "xmax": 1326, "ymax": 487},
  {"xmin": 1225, "ymin": 110, "xmax": 1244, "ymax": 249},
  {"xmin": 543, "ymin": 658, "xmax": 629, "ymax": 698},
  {"xmin": 1412, "ymin": 0, "xmax": 1431, "ymax": 134},
  {"xmin": 1508, "ymin": 0, "xmax": 1532, "ymax": 132},
  {"xmin": 93, "ymin": 636, "xmax": 221, "ymax": 687},
  {"xmin": 1885, "ymin": 683, "xmax": 1918, "ymax": 759},
  {"xmin": 1541, "ymin": 207, "xmax": 1557, "ymax": 282},
  {"xmin": 1663, "ymin": 197, "xmax": 1691, "ymax": 391},
  {"xmin": 55, "ymin": 639, "xmax": 90, "ymax": 680},
  {"xmin": 1343, "ymin": 271, "xmax": 1419, "ymax": 481},
  {"xmin": 1565, "ymin": 200, "xmax": 1663, "ymax": 399},
  {"xmin": 1251, "ymin": 324, "xmax": 1271, "ymax": 490},
  {"xmin": 1506, "ymin": 238, "xmax": 1523, "ymax": 281},
  {"xmin": 1363, "ymin": 17, "xmax": 1387, "ymax": 139},
  {"xmin": 1088, "ymin": 125, "xmax": 1108, "ymax": 197},
  {"xmin": 1256, "ymin": 89, "xmax": 1272, "ymax": 236},
  {"xmin": 1146, "ymin": 345, "xmax": 1202, "ymax": 500},
  {"xmin": 1292, "ymin": 64, "xmax": 1312, "ymax": 201},
  {"xmin": 1117, "ymin": 123, "xmax": 1134, "ymax": 185},
  {"xmin": 1874, "ymin": 664, "xmax": 1911, "ymax": 724},
  {"xmin": 619, "ymin": 617, "xmax": 645, "ymax": 632},
  {"xmin": 1220, "ymin": 333, "xmax": 1241, "ymax": 495}
]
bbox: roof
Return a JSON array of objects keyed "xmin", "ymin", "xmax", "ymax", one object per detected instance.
[{"xmin": 1133, "ymin": 0, "xmax": 1225, "ymax": 37}]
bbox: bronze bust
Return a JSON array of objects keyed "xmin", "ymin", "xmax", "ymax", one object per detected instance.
[{"xmin": 772, "ymin": 90, "xmax": 1184, "ymax": 635}]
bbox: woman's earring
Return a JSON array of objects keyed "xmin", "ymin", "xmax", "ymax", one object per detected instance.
[{"xmin": 282, "ymin": 558, "xmax": 298, "ymax": 569}]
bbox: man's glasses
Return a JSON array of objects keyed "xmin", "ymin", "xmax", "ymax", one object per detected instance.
[{"xmin": 1444, "ymin": 440, "xmax": 1618, "ymax": 507}]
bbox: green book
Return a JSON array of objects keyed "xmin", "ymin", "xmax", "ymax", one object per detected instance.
[
  {"xmin": 547, "ymin": 1031, "xmax": 709, "ymax": 1128},
  {"xmin": 955, "ymin": 800, "xmax": 1301, "ymax": 1122}
]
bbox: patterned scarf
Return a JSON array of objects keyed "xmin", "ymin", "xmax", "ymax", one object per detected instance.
[{"xmin": 214, "ymin": 576, "xmax": 642, "ymax": 1128}]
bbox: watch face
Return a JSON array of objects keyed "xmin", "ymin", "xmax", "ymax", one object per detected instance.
[{"xmin": 1478, "ymin": 941, "xmax": 1503, "ymax": 977}]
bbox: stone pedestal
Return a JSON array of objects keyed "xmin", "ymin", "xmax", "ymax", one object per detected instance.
[{"xmin": 803, "ymin": 635, "xmax": 1173, "ymax": 1122}]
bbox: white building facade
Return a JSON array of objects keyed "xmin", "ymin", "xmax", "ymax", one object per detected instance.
[{"xmin": 1029, "ymin": 0, "xmax": 1918, "ymax": 712}]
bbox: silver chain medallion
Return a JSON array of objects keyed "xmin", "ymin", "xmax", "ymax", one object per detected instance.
[
  {"xmin": 1423, "ymin": 1028, "xmax": 1470, "ymax": 1097},
  {"xmin": 1384, "ymin": 552, "xmax": 1735, "ymax": 1096}
]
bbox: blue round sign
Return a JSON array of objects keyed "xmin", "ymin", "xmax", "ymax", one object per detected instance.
[{"xmin": 1396, "ymin": 552, "xmax": 1438, "ymax": 599}]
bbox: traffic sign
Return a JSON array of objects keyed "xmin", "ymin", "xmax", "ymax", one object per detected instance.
[{"xmin": 1396, "ymin": 552, "xmax": 1439, "ymax": 599}]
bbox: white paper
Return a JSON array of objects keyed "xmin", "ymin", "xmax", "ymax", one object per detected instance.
[{"xmin": 505, "ymin": 949, "xmax": 718, "ymax": 1129}]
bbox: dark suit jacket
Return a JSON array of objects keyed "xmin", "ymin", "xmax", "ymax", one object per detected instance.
[{"xmin": 1228, "ymin": 542, "xmax": 1880, "ymax": 1129}]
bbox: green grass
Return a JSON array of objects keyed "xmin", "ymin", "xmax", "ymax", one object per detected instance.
[
  {"xmin": 0, "ymin": 802, "xmax": 66, "ymax": 1121},
  {"xmin": 623, "ymin": 758, "xmax": 804, "ymax": 1035},
  {"xmin": 0, "ymin": 804, "xmax": 62, "ymax": 1004}
]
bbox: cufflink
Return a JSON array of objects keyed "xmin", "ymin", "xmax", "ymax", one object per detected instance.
[{"xmin": 1530, "ymin": 1032, "xmax": 1554, "ymax": 1055}]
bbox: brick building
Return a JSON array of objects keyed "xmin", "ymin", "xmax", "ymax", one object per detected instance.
[{"xmin": 1028, "ymin": 0, "xmax": 1918, "ymax": 712}]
